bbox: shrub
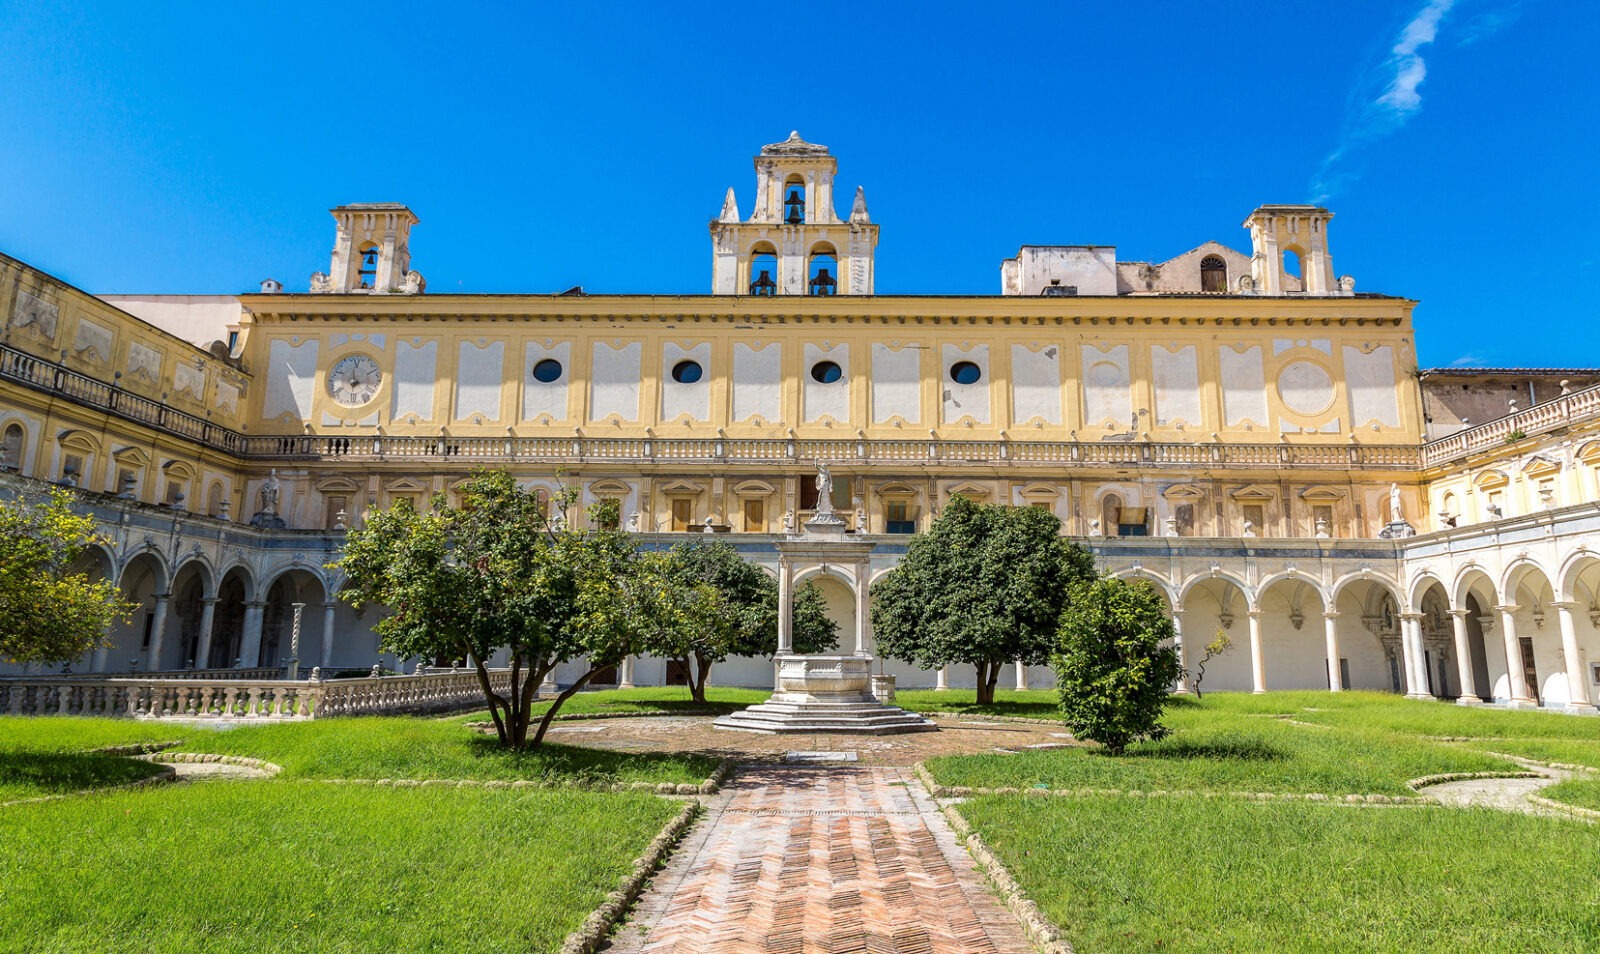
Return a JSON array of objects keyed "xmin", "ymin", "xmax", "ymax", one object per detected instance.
[{"xmin": 1054, "ymin": 577, "xmax": 1183, "ymax": 754}]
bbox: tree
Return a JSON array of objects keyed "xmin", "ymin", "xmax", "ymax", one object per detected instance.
[
  {"xmin": 637, "ymin": 540, "xmax": 838, "ymax": 702},
  {"xmin": 870, "ymin": 495, "xmax": 1096, "ymax": 704},
  {"xmin": 0, "ymin": 489, "xmax": 133, "ymax": 667},
  {"xmin": 1189, "ymin": 629, "xmax": 1233, "ymax": 699},
  {"xmin": 334, "ymin": 469, "xmax": 638, "ymax": 749},
  {"xmin": 1054, "ymin": 576, "xmax": 1183, "ymax": 754}
]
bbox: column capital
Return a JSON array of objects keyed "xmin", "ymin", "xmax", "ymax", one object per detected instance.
[
  {"xmin": 1399, "ymin": 612, "xmax": 1424, "ymax": 623},
  {"xmin": 1495, "ymin": 604, "xmax": 1520, "ymax": 614},
  {"xmin": 244, "ymin": 600, "xmax": 267, "ymax": 609},
  {"xmin": 1246, "ymin": 609, "xmax": 1263, "ymax": 620},
  {"xmin": 1549, "ymin": 600, "xmax": 1577, "ymax": 611},
  {"xmin": 321, "ymin": 600, "xmax": 339, "ymax": 610},
  {"xmin": 1447, "ymin": 608, "xmax": 1473, "ymax": 619},
  {"xmin": 200, "ymin": 597, "xmax": 220, "ymax": 606},
  {"xmin": 1322, "ymin": 611, "xmax": 1340, "ymax": 621}
]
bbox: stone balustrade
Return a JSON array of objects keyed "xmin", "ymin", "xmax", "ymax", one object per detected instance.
[
  {"xmin": 1423, "ymin": 382, "xmax": 1600, "ymax": 466},
  {"xmin": 0, "ymin": 669, "xmax": 510, "ymax": 721}
]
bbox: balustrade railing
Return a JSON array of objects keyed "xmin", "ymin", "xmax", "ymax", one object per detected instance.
[
  {"xmin": 0, "ymin": 669, "xmax": 510, "ymax": 721},
  {"xmin": 1422, "ymin": 382, "xmax": 1600, "ymax": 466}
]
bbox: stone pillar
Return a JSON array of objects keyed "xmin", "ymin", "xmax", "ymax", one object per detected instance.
[
  {"xmin": 1400, "ymin": 613, "xmax": 1431, "ymax": 699},
  {"xmin": 1448, "ymin": 609, "xmax": 1480, "ymax": 704},
  {"xmin": 619, "ymin": 656, "xmax": 635, "ymax": 689},
  {"xmin": 146, "ymin": 593, "xmax": 172, "ymax": 671},
  {"xmin": 1552, "ymin": 602, "xmax": 1596, "ymax": 711},
  {"xmin": 92, "ymin": 639, "xmax": 111, "ymax": 673},
  {"xmin": 320, "ymin": 601, "xmax": 338, "ymax": 669},
  {"xmin": 239, "ymin": 600, "xmax": 266, "ymax": 669},
  {"xmin": 195, "ymin": 597, "xmax": 219, "ymax": 669},
  {"xmin": 1171, "ymin": 609, "xmax": 1190, "ymax": 693},
  {"xmin": 935, "ymin": 665, "xmax": 949, "ymax": 691},
  {"xmin": 1496, "ymin": 604, "xmax": 1532, "ymax": 703},
  {"xmin": 776, "ymin": 557, "xmax": 793, "ymax": 654},
  {"xmin": 1014, "ymin": 659, "xmax": 1028, "ymax": 691},
  {"xmin": 1247, "ymin": 610, "xmax": 1266, "ymax": 694},
  {"xmin": 1323, "ymin": 611, "xmax": 1342, "ymax": 692},
  {"xmin": 854, "ymin": 562, "xmax": 871, "ymax": 656}
]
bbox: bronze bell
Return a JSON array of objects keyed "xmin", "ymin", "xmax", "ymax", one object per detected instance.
[
  {"xmin": 809, "ymin": 267, "xmax": 836, "ymax": 296},
  {"xmin": 749, "ymin": 269, "xmax": 777, "ymax": 296},
  {"xmin": 784, "ymin": 190, "xmax": 804, "ymax": 224}
]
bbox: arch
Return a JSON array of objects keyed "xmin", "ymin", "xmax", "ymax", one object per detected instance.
[
  {"xmin": 791, "ymin": 564, "xmax": 861, "ymax": 591},
  {"xmin": 356, "ymin": 241, "xmax": 380, "ymax": 289},
  {"xmin": 1200, "ymin": 254, "xmax": 1227, "ymax": 293},
  {"xmin": 256, "ymin": 568, "xmax": 331, "ymax": 669},
  {"xmin": 206, "ymin": 481, "xmax": 226, "ymax": 518},
  {"xmin": 0, "ymin": 420, "xmax": 27, "ymax": 471},
  {"xmin": 170, "ymin": 556, "xmax": 216, "ymax": 598},
  {"xmin": 1453, "ymin": 565, "xmax": 1500, "ymax": 612},
  {"xmin": 1280, "ymin": 244, "xmax": 1305, "ymax": 282},
  {"xmin": 1502, "ymin": 557, "xmax": 1556, "ymax": 602},
  {"xmin": 117, "ymin": 547, "xmax": 170, "ymax": 592},
  {"xmin": 782, "ymin": 177, "xmax": 806, "ymax": 224},
  {"xmin": 1329, "ymin": 569, "xmax": 1404, "ymax": 607},
  {"xmin": 1407, "ymin": 569, "xmax": 1451, "ymax": 611},
  {"xmin": 807, "ymin": 242, "xmax": 838, "ymax": 297},
  {"xmin": 214, "ymin": 561, "xmax": 259, "ymax": 603},
  {"xmin": 1255, "ymin": 571, "xmax": 1330, "ymax": 613},
  {"xmin": 1111, "ymin": 566, "xmax": 1178, "ymax": 606},
  {"xmin": 747, "ymin": 242, "xmax": 778, "ymax": 296},
  {"xmin": 69, "ymin": 542, "xmax": 115, "ymax": 582},
  {"xmin": 1178, "ymin": 568, "xmax": 1252, "ymax": 607},
  {"xmin": 1559, "ymin": 548, "xmax": 1600, "ymax": 602}
]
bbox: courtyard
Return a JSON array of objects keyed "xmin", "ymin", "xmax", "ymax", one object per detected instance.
[{"xmin": 4, "ymin": 689, "xmax": 1599, "ymax": 952}]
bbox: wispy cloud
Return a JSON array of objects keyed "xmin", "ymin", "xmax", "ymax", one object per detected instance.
[
  {"xmin": 1310, "ymin": 0, "xmax": 1462, "ymax": 203},
  {"xmin": 1450, "ymin": 354, "xmax": 1487, "ymax": 368},
  {"xmin": 1458, "ymin": 3, "xmax": 1521, "ymax": 44}
]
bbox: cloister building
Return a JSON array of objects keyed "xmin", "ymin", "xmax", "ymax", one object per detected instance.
[{"xmin": 3, "ymin": 133, "xmax": 1599, "ymax": 711}]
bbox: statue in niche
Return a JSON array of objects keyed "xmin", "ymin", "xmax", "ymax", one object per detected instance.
[
  {"xmin": 626, "ymin": 511, "xmax": 642, "ymax": 533},
  {"xmin": 815, "ymin": 461, "xmax": 834, "ymax": 516},
  {"xmin": 1389, "ymin": 483, "xmax": 1403, "ymax": 522},
  {"xmin": 249, "ymin": 468, "xmax": 287, "ymax": 529},
  {"xmin": 782, "ymin": 510, "xmax": 795, "ymax": 533}
]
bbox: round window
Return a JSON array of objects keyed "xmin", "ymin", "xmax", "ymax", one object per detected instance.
[
  {"xmin": 950, "ymin": 361, "xmax": 982, "ymax": 385},
  {"xmin": 531, "ymin": 358, "xmax": 563, "ymax": 383},
  {"xmin": 810, "ymin": 360, "xmax": 842, "ymax": 384},
  {"xmin": 671, "ymin": 360, "xmax": 704, "ymax": 384}
]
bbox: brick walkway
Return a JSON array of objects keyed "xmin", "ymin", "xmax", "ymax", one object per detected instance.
[{"xmin": 606, "ymin": 764, "xmax": 1033, "ymax": 954}]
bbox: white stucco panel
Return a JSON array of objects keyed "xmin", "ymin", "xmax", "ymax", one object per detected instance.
[
  {"xmin": 454, "ymin": 340, "xmax": 505, "ymax": 422},
  {"xmin": 661, "ymin": 341, "xmax": 711, "ymax": 422},
  {"xmin": 522, "ymin": 341, "xmax": 570, "ymax": 421},
  {"xmin": 1151, "ymin": 344, "xmax": 1201, "ymax": 427},
  {"xmin": 872, "ymin": 343, "xmax": 922, "ymax": 424},
  {"xmin": 1220, "ymin": 345, "xmax": 1268, "ymax": 427},
  {"xmin": 262, "ymin": 338, "xmax": 318, "ymax": 420},
  {"xmin": 1344, "ymin": 345, "xmax": 1401, "ymax": 428},
  {"xmin": 392, "ymin": 339, "xmax": 437, "ymax": 422},
  {"xmin": 1010, "ymin": 344, "xmax": 1062, "ymax": 426},
  {"xmin": 803, "ymin": 342, "xmax": 848, "ymax": 423},
  {"xmin": 941, "ymin": 343, "xmax": 990, "ymax": 424},
  {"xmin": 1081, "ymin": 343, "xmax": 1130, "ymax": 428},
  {"xmin": 732, "ymin": 342, "xmax": 782, "ymax": 424},
  {"xmin": 591, "ymin": 340, "xmax": 642, "ymax": 422}
]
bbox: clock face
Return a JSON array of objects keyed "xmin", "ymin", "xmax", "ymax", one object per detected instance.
[{"xmin": 327, "ymin": 354, "xmax": 381, "ymax": 407}]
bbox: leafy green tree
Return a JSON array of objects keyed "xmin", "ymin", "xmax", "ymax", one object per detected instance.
[
  {"xmin": 1054, "ymin": 576, "xmax": 1183, "ymax": 754},
  {"xmin": 334, "ymin": 469, "xmax": 637, "ymax": 749},
  {"xmin": 640, "ymin": 540, "xmax": 838, "ymax": 702},
  {"xmin": 0, "ymin": 489, "xmax": 133, "ymax": 667},
  {"xmin": 1190, "ymin": 629, "xmax": 1233, "ymax": 699},
  {"xmin": 870, "ymin": 495, "xmax": 1096, "ymax": 704}
]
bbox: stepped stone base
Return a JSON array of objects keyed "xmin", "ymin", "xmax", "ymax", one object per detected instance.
[{"xmin": 714, "ymin": 654, "xmax": 937, "ymax": 735}]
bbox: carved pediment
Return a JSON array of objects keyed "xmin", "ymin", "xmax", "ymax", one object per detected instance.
[{"xmin": 1230, "ymin": 484, "xmax": 1276, "ymax": 501}]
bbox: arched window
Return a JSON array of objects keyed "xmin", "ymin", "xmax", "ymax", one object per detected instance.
[
  {"xmin": 1200, "ymin": 255, "xmax": 1227, "ymax": 293},
  {"xmin": 1281, "ymin": 247, "xmax": 1303, "ymax": 289},
  {"xmin": 0, "ymin": 423, "xmax": 23, "ymax": 471},
  {"xmin": 808, "ymin": 245, "xmax": 837, "ymax": 297},
  {"xmin": 1100, "ymin": 493, "xmax": 1122, "ymax": 533},
  {"xmin": 783, "ymin": 179, "xmax": 805, "ymax": 224},
  {"xmin": 748, "ymin": 245, "xmax": 778, "ymax": 296},
  {"xmin": 357, "ymin": 243, "xmax": 379, "ymax": 289}
]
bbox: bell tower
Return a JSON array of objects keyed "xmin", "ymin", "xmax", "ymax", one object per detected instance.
[
  {"xmin": 710, "ymin": 132, "xmax": 879, "ymax": 296},
  {"xmin": 312, "ymin": 203, "xmax": 425, "ymax": 294},
  {"xmin": 1242, "ymin": 205, "xmax": 1350, "ymax": 296}
]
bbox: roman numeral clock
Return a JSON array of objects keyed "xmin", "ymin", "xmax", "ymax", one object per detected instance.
[{"xmin": 327, "ymin": 353, "xmax": 381, "ymax": 407}]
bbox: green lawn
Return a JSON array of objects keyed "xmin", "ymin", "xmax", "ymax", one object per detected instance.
[
  {"xmin": 961, "ymin": 794, "xmax": 1600, "ymax": 953},
  {"xmin": 0, "ymin": 717, "xmax": 186, "ymax": 801},
  {"xmin": 895, "ymin": 687, "xmax": 1060, "ymax": 719},
  {"xmin": 521, "ymin": 685, "xmax": 772, "ymax": 718},
  {"xmin": 926, "ymin": 693, "xmax": 1516, "ymax": 795},
  {"xmin": 168, "ymin": 715, "xmax": 718, "ymax": 785},
  {"xmin": 1543, "ymin": 778, "xmax": 1600, "ymax": 812},
  {"xmin": 0, "ymin": 781, "xmax": 677, "ymax": 953},
  {"xmin": 1458, "ymin": 736, "xmax": 1600, "ymax": 769}
]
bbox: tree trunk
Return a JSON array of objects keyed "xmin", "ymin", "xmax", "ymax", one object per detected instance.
[
  {"xmin": 975, "ymin": 662, "xmax": 995, "ymax": 706},
  {"xmin": 472, "ymin": 654, "xmax": 511, "ymax": 746},
  {"xmin": 691, "ymin": 653, "xmax": 713, "ymax": 704},
  {"xmin": 528, "ymin": 667, "xmax": 597, "ymax": 748},
  {"xmin": 507, "ymin": 658, "xmax": 552, "ymax": 749}
]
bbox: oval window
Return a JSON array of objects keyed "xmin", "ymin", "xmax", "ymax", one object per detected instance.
[
  {"xmin": 810, "ymin": 361, "xmax": 842, "ymax": 384},
  {"xmin": 531, "ymin": 359, "xmax": 563, "ymax": 383},
  {"xmin": 671, "ymin": 360, "xmax": 704, "ymax": 384},
  {"xmin": 950, "ymin": 361, "xmax": 982, "ymax": 385}
]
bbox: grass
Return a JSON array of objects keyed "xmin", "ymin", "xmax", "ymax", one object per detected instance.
[
  {"xmin": 168, "ymin": 715, "xmax": 718, "ymax": 785},
  {"xmin": 0, "ymin": 717, "xmax": 185, "ymax": 801},
  {"xmin": 0, "ymin": 781, "xmax": 678, "ymax": 953},
  {"xmin": 522, "ymin": 685, "xmax": 772, "ymax": 718},
  {"xmin": 1543, "ymin": 778, "xmax": 1600, "ymax": 812},
  {"xmin": 961, "ymin": 794, "xmax": 1600, "ymax": 953},
  {"xmin": 895, "ymin": 688, "xmax": 1060, "ymax": 719},
  {"xmin": 926, "ymin": 692, "xmax": 1516, "ymax": 795},
  {"xmin": 1457, "ymin": 736, "xmax": 1600, "ymax": 769}
]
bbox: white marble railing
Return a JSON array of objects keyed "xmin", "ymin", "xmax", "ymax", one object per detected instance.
[
  {"xmin": 1423, "ymin": 383, "xmax": 1600, "ymax": 466},
  {"xmin": 0, "ymin": 669, "xmax": 510, "ymax": 720}
]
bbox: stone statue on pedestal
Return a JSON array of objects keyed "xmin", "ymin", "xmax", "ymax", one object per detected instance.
[{"xmin": 248, "ymin": 468, "xmax": 287, "ymax": 529}]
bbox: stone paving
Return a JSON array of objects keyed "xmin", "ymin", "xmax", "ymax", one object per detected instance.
[{"xmin": 605, "ymin": 763, "xmax": 1033, "ymax": 954}]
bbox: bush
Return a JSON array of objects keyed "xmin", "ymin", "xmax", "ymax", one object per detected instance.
[{"xmin": 1054, "ymin": 577, "xmax": 1183, "ymax": 754}]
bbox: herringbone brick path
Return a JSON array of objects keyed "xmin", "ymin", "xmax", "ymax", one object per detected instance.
[{"xmin": 606, "ymin": 765, "xmax": 1033, "ymax": 954}]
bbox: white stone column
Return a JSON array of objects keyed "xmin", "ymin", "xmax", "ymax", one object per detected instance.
[
  {"xmin": 1448, "ymin": 610, "xmax": 1480, "ymax": 704},
  {"xmin": 776, "ymin": 557, "xmax": 793, "ymax": 655},
  {"xmin": 1496, "ymin": 604, "xmax": 1532, "ymax": 703},
  {"xmin": 1247, "ymin": 610, "xmax": 1266, "ymax": 694},
  {"xmin": 146, "ymin": 593, "xmax": 171, "ymax": 672},
  {"xmin": 1014, "ymin": 659, "xmax": 1028, "ymax": 691},
  {"xmin": 1552, "ymin": 602, "xmax": 1596, "ymax": 711},
  {"xmin": 319, "ymin": 601, "xmax": 338, "ymax": 669},
  {"xmin": 618, "ymin": 656, "xmax": 635, "ymax": 689},
  {"xmin": 194, "ymin": 597, "xmax": 219, "ymax": 668},
  {"xmin": 1171, "ymin": 608, "xmax": 1190, "ymax": 693},
  {"xmin": 935, "ymin": 665, "xmax": 949, "ymax": 691},
  {"xmin": 91, "ymin": 642, "xmax": 110, "ymax": 673},
  {"xmin": 1400, "ymin": 613, "xmax": 1431, "ymax": 699},
  {"xmin": 238, "ymin": 600, "xmax": 266, "ymax": 669},
  {"xmin": 1323, "ymin": 611, "xmax": 1343, "ymax": 692},
  {"xmin": 854, "ymin": 562, "xmax": 871, "ymax": 655}
]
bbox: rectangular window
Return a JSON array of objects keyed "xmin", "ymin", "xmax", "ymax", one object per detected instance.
[
  {"xmin": 1242, "ymin": 504, "xmax": 1265, "ymax": 535},
  {"xmin": 1313, "ymin": 505, "xmax": 1333, "ymax": 533},
  {"xmin": 743, "ymin": 498, "xmax": 764, "ymax": 532},
  {"xmin": 1117, "ymin": 506, "xmax": 1148, "ymax": 537},
  {"xmin": 886, "ymin": 500, "xmax": 916, "ymax": 535},
  {"xmin": 671, "ymin": 498, "xmax": 693, "ymax": 532},
  {"xmin": 325, "ymin": 495, "xmax": 348, "ymax": 530},
  {"xmin": 164, "ymin": 481, "xmax": 183, "ymax": 506}
]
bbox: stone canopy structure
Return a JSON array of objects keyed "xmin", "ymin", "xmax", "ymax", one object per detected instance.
[{"xmin": 3, "ymin": 135, "xmax": 1600, "ymax": 713}]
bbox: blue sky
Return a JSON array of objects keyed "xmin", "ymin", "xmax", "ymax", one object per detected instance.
[{"xmin": 0, "ymin": 1, "xmax": 1594, "ymax": 369}]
